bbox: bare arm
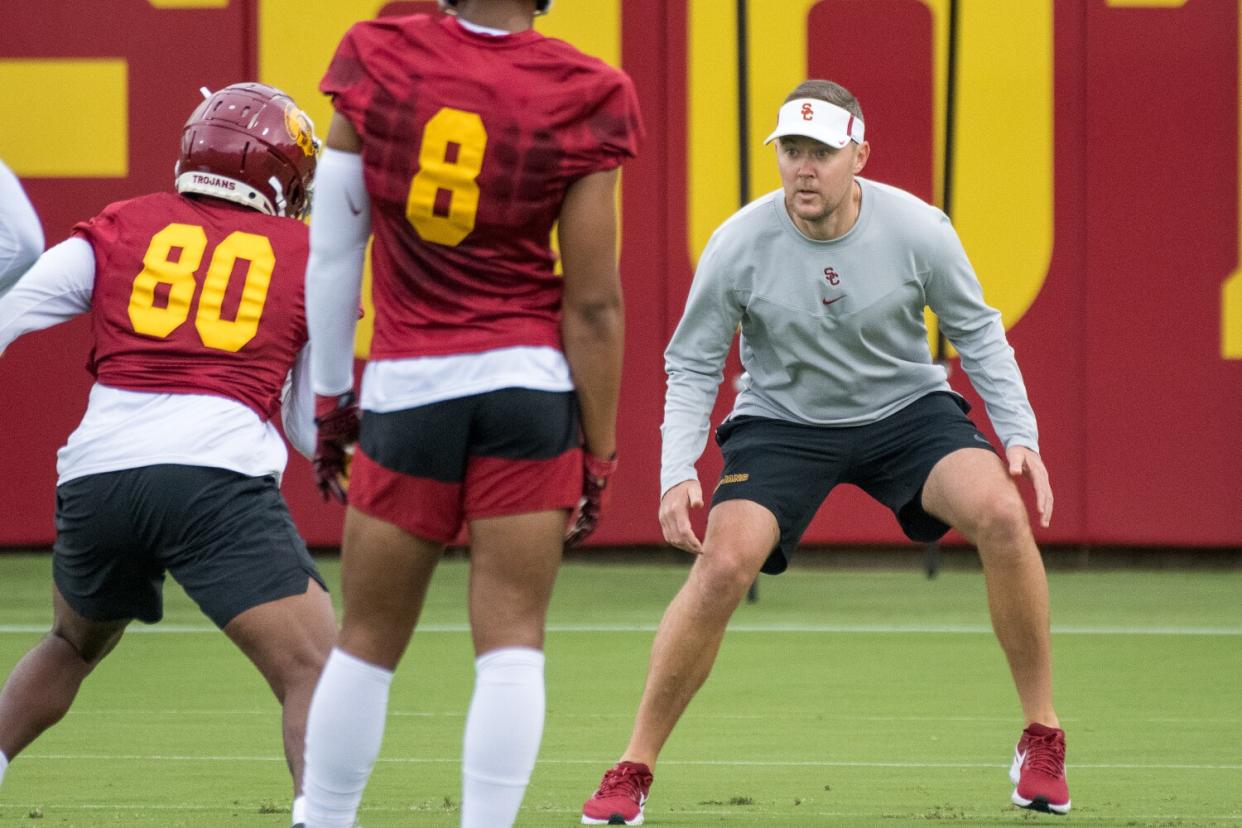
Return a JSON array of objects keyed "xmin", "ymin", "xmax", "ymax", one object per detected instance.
[
  {"xmin": 325, "ymin": 111, "xmax": 362, "ymax": 153},
  {"xmin": 559, "ymin": 168, "xmax": 623, "ymax": 459}
]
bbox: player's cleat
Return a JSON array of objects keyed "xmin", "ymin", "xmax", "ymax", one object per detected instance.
[
  {"xmin": 1009, "ymin": 723, "xmax": 1071, "ymax": 814},
  {"xmin": 581, "ymin": 761, "xmax": 653, "ymax": 825}
]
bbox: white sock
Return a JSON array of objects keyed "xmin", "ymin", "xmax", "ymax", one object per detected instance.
[
  {"xmin": 460, "ymin": 647, "xmax": 546, "ymax": 828},
  {"xmin": 0, "ymin": 750, "xmax": 8, "ymax": 787},
  {"xmin": 303, "ymin": 648, "xmax": 393, "ymax": 828},
  {"xmin": 291, "ymin": 794, "xmax": 306, "ymax": 826}
]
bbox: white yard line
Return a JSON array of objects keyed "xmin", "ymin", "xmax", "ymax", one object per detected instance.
[
  {"xmin": 3, "ymin": 623, "xmax": 1241, "ymax": 635},
  {"xmin": 3, "ymin": 802, "xmax": 1241, "ymax": 822},
  {"xmin": 15, "ymin": 753, "xmax": 1242, "ymax": 770},
  {"xmin": 56, "ymin": 709, "xmax": 1242, "ymax": 726},
  {"xmin": 9, "ymin": 804, "xmax": 1242, "ymax": 824}
]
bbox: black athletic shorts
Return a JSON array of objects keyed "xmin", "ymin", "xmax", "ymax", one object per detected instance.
[
  {"xmin": 711, "ymin": 392, "xmax": 997, "ymax": 575},
  {"xmin": 53, "ymin": 465, "xmax": 325, "ymax": 628}
]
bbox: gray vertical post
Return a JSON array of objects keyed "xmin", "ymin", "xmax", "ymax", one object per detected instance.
[
  {"xmin": 925, "ymin": 0, "xmax": 960, "ymax": 580},
  {"xmin": 737, "ymin": 0, "xmax": 759, "ymax": 603}
]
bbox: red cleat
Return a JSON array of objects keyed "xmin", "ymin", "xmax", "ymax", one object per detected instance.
[
  {"xmin": 581, "ymin": 761, "xmax": 653, "ymax": 825},
  {"xmin": 1010, "ymin": 723, "xmax": 1071, "ymax": 814}
]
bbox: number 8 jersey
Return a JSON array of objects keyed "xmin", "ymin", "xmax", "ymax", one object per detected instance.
[{"xmin": 321, "ymin": 13, "xmax": 644, "ymax": 360}]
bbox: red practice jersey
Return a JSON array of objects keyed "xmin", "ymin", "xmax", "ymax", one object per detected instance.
[
  {"xmin": 322, "ymin": 14, "xmax": 644, "ymax": 359},
  {"xmin": 74, "ymin": 192, "xmax": 309, "ymax": 420}
]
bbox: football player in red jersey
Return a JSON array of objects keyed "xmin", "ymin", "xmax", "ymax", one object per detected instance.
[
  {"xmin": 0, "ymin": 83, "xmax": 336, "ymax": 828},
  {"xmin": 300, "ymin": 1, "xmax": 643, "ymax": 825}
]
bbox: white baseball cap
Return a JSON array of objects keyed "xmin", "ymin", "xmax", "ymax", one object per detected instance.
[{"xmin": 764, "ymin": 98, "xmax": 865, "ymax": 148}]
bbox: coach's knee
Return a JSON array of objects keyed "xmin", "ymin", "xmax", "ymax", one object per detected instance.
[
  {"xmin": 694, "ymin": 543, "xmax": 763, "ymax": 601},
  {"xmin": 971, "ymin": 492, "xmax": 1032, "ymax": 551}
]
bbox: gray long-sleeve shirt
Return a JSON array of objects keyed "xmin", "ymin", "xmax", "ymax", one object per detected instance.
[{"xmin": 661, "ymin": 177, "xmax": 1038, "ymax": 495}]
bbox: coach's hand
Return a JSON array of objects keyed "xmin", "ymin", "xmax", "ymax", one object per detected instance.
[
  {"xmin": 565, "ymin": 452, "xmax": 618, "ymax": 549},
  {"xmin": 313, "ymin": 391, "xmax": 360, "ymax": 504},
  {"xmin": 1006, "ymin": 445, "xmax": 1053, "ymax": 528},
  {"xmin": 659, "ymin": 479, "xmax": 704, "ymax": 554}
]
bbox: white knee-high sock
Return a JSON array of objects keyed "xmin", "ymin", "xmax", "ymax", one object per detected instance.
[
  {"xmin": 303, "ymin": 648, "xmax": 393, "ymax": 828},
  {"xmin": 460, "ymin": 647, "xmax": 546, "ymax": 828},
  {"xmin": 0, "ymin": 750, "xmax": 8, "ymax": 787}
]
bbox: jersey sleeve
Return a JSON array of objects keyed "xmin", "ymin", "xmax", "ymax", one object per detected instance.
[
  {"xmin": 563, "ymin": 69, "xmax": 645, "ymax": 179},
  {"xmin": 70, "ymin": 204, "xmax": 124, "ymax": 291},
  {"xmin": 320, "ymin": 23, "xmax": 374, "ymax": 136}
]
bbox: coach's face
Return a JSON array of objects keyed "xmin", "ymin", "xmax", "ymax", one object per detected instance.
[{"xmin": 776, "ymin": 135, "xmax": 869, "ymax": 233}]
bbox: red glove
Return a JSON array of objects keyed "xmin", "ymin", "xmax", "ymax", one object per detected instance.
[
  {"xmin": 565, "ymin": 452, "xmax": 618, "ymax": 549},
  {"xmin": 313, "ymin": 391, "xmax": 360, "ymax": 503}
]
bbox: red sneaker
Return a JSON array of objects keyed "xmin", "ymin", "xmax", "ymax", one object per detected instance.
[
  {"xmin": 1009, "ymin": 723, "xmax": 1071, "ymax": 814},
  {"xmin": 581, "ymin": 761, "xmax": 653, "ymax": 825}
]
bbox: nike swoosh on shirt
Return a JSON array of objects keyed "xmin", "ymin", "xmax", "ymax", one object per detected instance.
[
  {"xmin": 345, "ymin": 190, "xmax": 364, "ymax": 217},
  {"xmin": 822, "ymin": 296, "xmax": 846, "ymax": 306}
]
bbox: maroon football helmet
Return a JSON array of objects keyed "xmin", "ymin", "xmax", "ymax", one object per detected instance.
[{"xmin": 175, "ymin": 82, "xmax": 319, "ymax": 219}]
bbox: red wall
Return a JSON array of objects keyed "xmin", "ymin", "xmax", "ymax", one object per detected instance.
[{"xmin": 1, "ymin": 0, "xmax": 1238, "ymax": 548}]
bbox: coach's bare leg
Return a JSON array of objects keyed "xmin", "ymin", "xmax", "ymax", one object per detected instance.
[
  {"xmin": 0, "ymin": 586, "xmax": 128, "ymax": 760},
  {"xmin": 467, "ymin": 510, "xmax": 565, "ymax": 654},
  {"xmin": 224, "ymin": 579, "xmax": 336, "ymax": 794},
  {"xmin": 337, "ymin": 509, "xmax": 445, "ymax": 670},
  {"xmin": 921, "ymin": 447, "xmax": 1059, "ymax": 727},
  {"xmin": 621, "ymin": 500, "xmax": 778, "ymax": 770}
]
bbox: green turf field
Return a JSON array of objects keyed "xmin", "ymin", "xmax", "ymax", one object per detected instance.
[{"xmin": 0, "ymin": 553, "xmax": 1239, "ymax": 826}]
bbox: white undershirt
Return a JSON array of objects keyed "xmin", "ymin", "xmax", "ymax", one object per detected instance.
[
  {"xmin": 455, "ymin": 17, "xmax": 511, "ymax": 37},
  {"xmin": 360, "ymin": 347, "xmax": 572, "ymax": 412},
  {"xmin": 0, "ymin": 237, "xmax": 314, "ymax": 485}
]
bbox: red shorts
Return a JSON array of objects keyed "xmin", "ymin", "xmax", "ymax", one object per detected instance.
[{"xmin": 349, "ymin": 388, "xmax": 582, "ymax": 543}]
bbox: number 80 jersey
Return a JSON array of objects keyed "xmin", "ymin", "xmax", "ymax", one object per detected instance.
[
  {"xmin": 321, "ymin": 13, "xmax": 644, "ymax": 360},
  {"xmin": 74, "ymin": 192, "xmax": 309, "ymax": 422}
]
